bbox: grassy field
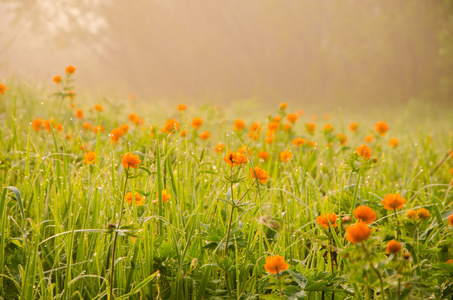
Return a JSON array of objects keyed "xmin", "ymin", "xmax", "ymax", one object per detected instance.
[{"xmin": 0, "ymin": 70, "xmax": 453, "ymax": 300}]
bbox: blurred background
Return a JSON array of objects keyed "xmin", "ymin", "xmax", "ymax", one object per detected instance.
[{"xmin": 1, "ymin": 0, "xmax": 453, "ymax": 107}]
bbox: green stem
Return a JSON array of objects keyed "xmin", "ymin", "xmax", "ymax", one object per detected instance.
[
  {"xmin": 362, "ymin": 244, "xmax": 385, "ymax": 300},
  {"xmin": 393, "ymin": 208, "xmax": 400, "ymax": 240}
]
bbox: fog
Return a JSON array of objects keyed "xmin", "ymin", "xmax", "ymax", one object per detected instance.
[{"xmin": 1, "ymin": 0, "xmax": 452, "ymax": 106}]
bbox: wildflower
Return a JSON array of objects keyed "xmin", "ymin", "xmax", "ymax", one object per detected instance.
[
  {"xmin": 70, "ymin": 102, "xmax": 75, "ymax": 108},
  {"xmin": 258, "ymin": 150, "xmax": 270, "ymax": 161},
  {"xmin": 250, "ymin": 167, "xmax": 270, "ymax": 183},
  {"xmin": 389, "ymin": 138, "xmax": 399, "ymax": 148},
  {"xmin": 375, "ymin": 121, "xmax": 389, "ymax": 136},
  {"xmin": 342, "ymin": 215, "xmax": 353, "ymax": 224},
  {"xmin": 268, "ymin": 121, "xmax": 279, "ymax": 131},
  {"xmin": 365, "ymin": 135, "xmax": 374, "ymax": 142},
  {"xmin": 323, "ymin": 114, "xmax": 331, "ymax": 121},
  {"xmin": 449, "ymin": 214, "xmax": 453, "ymax": 226},
  {"xmin": 223, "ymin": 151, "xmax": 248, "ymax": 167},
  {"xmin": 349, "ymin": 122, "xmax": 359, "ymax": 132},
  {"xmin": 382, "ymin": 193, "xmax": 406, "ymax": 210},
  {"xmin": 311, "ymin": 114, "xmax": 318, "ymax": 121},
  {"xmin": 280, "ymin": 102, "xmax": 288, "ymax": 110},
  {"xmin": 264, "ymin": 255, "xmax": 289, "ymax": 274},
  {"xmin": 353, "ymin": 205, "xmax": 376, "ymax": 224},
  {"xmin": 386, "ymin": 240, "xmax": 402, "ymax": 254},
  {"xmin": 402, "ymin": 252, "xmax": 411, "ymax": 261},
  {"xmin": 322, "ymin": 124, "xmax": 334, "ymax": 133},
  {"xmin": 121, "ymin": 152, "xmax": 141, "ymax": 169},
  {"xmin": 82, "ymin": 122, "xmax": 91, "ymax": 130},
  {"xmin": 43, "ymin": 120, "xmax": 52, "ymax": 132},
  {"xmin": 180, "ymin": 129, "xmax": 187, "ymax": 137},
  {"xmin": 238, "ymin": 145, "xmax": 252, "ymax": 156},
  {"xmin": 273, "ymin": 116, "xmax": 282, "ymax": 123},
  {"xmin": 32, "ymin": 118, "xmax": 43, "ymax": 131},
  {"xmin": 287, "ymin": 113, "xmax": 298, "ymax": 123},
  {"xmin": 405, "ymin": 210, "xmax": 417, "ymax": 219},
  {"xmin": 297, "ymin": 109, "xmax": 304, "ymax": 116},
  {"xmin": 53, "ymin": 75, "xmax": 61, "ymax": 84},
  {"xmin": 346, "ymin": 222, "xmax": 371, "ymax": 244},
  {"xmin": 84, "ymin": 151, "xmax": 96, "ymax": 164},
  {"xmin": 307, "ymin": 141, "xmax": 316, "ymax": 147},
  {"xmin": 215, "ymin": 143, "xmax": 226, "ymax": 153},
  {"xmin": 177, "ymin": 103, "xmax": 186, "ymax": 111},
  {"xmin": 0, "ymin": 83, "xmax": 8, "ymax": 94},
  {"xmin": 337, "ymin": 133, "xmax": 347, "ymax": 145},
  {"xmin": 94, "ymin": 104, "xmax": 103, "ymax": 112},
  {"xmin": 65, "ymin": 134, "xmax": 71, "ymax": 140},
  {"xmin": 293, "ymin": 137, "xmax": 306, "ymax": 147},
  {"xmin": 153, "ymin": 189, "xmax": 171, "ymax": 203},
  {"xmin": 120, "ymin": 124, "xmax": 130, "ymax": 134},
  {"xmin": 305, "ymin": 123, "xmax": 316, "ymax": 135},
  {"xmin": 161, "ymin": 119, "xmax": 180, "ymax": 134},
  {"xmin": 110, "ymin": 128, "xmax": 123, "ymax": 143},
  {"xmin": 200, "ymin": 131, "xmax": 210, "ymax": 140},
  {"xmin": 67, "ymin": 90, "xmax": 76, "ymax": 99},
  {"xmin": 191, "ymin": 117, "xmax": 203, "ymax": 129},
  {"xmin": 53, "ymin": 123, "xmax": 63, "ymax": 132},
  {"xmin": 125, "ymin": 191, "xmax": 144, "ymax": 206},
  {"xmin": 280, "ymin": 150, "xmax": 292, "ymax": 162},
  {"xmin": 65, "ymin": 65, "xmax": 76, "ymax": 74},
  {"xmin": 75, "ymin": 109, "xmax": 84, "ymax": 119},
  {"xmin": 93, "ymin": 125, "xmax": 105, "ymax": 133},
  {"xmin": 265, "ymin": 136, "xmax": 274, "ymax": 144},
  {"xmin": 446, "ymin": 259, "xmax": 453, "ymax": 264},
  {"xmin": 356, "ymin": 144, "xmax": 372, "ymax": 160},
  {"xmin": 283, "ymin": 123, "xmax": 292, "ymax": 131},
  {"xmin": 316, "ymin": 213, "xmax": 338, "ymax": 228},
  {"xmin": 129, "ymin": 113, "xmax": 143, "ymax": 125},
  {"xmin": 250, "ymin": 122, "xmax": 262, "ymax": 133},
  {"xmin": 417, "ymin": 208, "xmax": 430, "ymax": 220},
  {"xmin": 248, "ymin": 131, "xmax": 259, "ymax": 140},
  {"xmin": 234, "ymin": 119, "xmax": 246, "ymax": 131}
]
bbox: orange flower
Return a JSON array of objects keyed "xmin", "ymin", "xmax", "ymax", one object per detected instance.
[
  {"xmin": 346, "ymin": 222, "xmax": 371, "ymax": 244},
  {"xmin": 264, "ymin": 255, "xmax": 289, "ymax": 274},
  {"xmin": 177, "ymin": 103, "xmax": 186, "ymax": 111},
  {"xmin": 110, "ymin": 128, "xmax": 123, "ymax": 143},
  {"xmin": 238, "ymin": 145, "xmax": 252, "ymax": 156},
  {"xmin": 125, "ymin": 191, "xmax": 145, "ymax": 206},
  {"xmin": 297, "ymin": 109, "xmax": 304, "ymax": 116},
  {"xmin": 305, "ymin": 123, "xmax": 316, "ymax": 135},
  {"xmin": 365, "ymin": 135, "xmax": 374, "ymax": 142},
  {"xmin": 233, "ymin": 119, "xmax": 246, "ymax": 131},
  {"xmin": 82, "ymin": 122, "xmax": 91, "ymax": 130},
  {"xmin": 223, "ymin": 151, "xmax": 248, "ymax": 167},
  {"xmin": 94, "ymin": 104, "xmax": 103, "ymax": 112},
  {"xmin": 258, "ymin": 150, "xmax": 270, "ymax": 161},
  {"xmin": 93, "ymin": 125, "xmax": 105, "ymax": 133},
  {"xmin": 32, "ymin": 118, "xmax": 44, "ymax": 132},
  {"xmin": 120, "ymin": 124, "xmax": 130, "ymax": 134},
  {"xmin": 200, "ymin": 131, "xmax": 210, "ymax": 140},
  {"xmin": 250, "ymin": 122, "xmax": 262, "ymax": 133},
  {"xmin": 280, "ymin": 150, "xmax": 292, "ymax": 162},
  {"xmin": 121, "ymin": 152, "xmax": 141, "ymax": 169},
  {"xmin": 316, "ymin": 213, "xmax": 338, "ymax": 228},
  {"xmin": 53, "ymin": 75, "xmax": 61, "ymax": 84},
  {"xmin": 268, "ymin": 121, "xmax": 279, "ymax": 131},
  {"xmin": 389, "ymin": 138, "xmax": 399, "ymax": 148},
  {"xmin": 75, "ymin": 109, "xmax": 84, "ymax": 119},
  {"xmin": 353, "ymin": 205, "xmax": 376, "ymax": 224},
  {"xmin": 250, "ymin": 166, "xmax": 270, "ymax": 183},
  {"xmin": 322, "ymin": 124, "xmax": 334, "ymax": 133},
  {"xmin": 0, "ymin": 83, "xmax": 7, "ymax": 95},
  {"xmin": 280, "ymin": 102, "xmax": 288, "ymax": 110},
  {"xmin": 153, "ymin": 189, "xmax": 171, "ymax": 204},
  {"xmin": 65, "ymin": 65, "xmax": 76, "ymax": 74},
  {"xmin": 323, "ymin": 114, "xmax": 331, "ymax": 121},
  {"xmin": 180, "ymin": 129, "xmax": 187, "ymax": 137},
  {"xmin": 337, "ymin": 134, "xmax": 347, "ymax": 145},
  {"xmin": 293, "ymin": 137, "xmax": 306, "ymax": 147},
  {"xmin": 70, "ymin": 102, "xmax": 75, "ymax": 108},
  {"xmin": 161, "ymin": 119, "xmax": 180, "ymax": 134},
  {"xmin": 129, "ymin": 113, "xmax": 143, "ymax": 125},
  {"xmin": 405, "ymin": 210, "xmax": 417, "ymax": 219},
  {"xmin": 215, "ymin": 143, "xmax": 226, "ymax": 153},
  {"xmin": 43, "ymin": 120, "xmax": 52, "ymax": 132},
  {"xmin": 446, "ymin": 259, "xmax": 453, "ymax": 264},
  {"xmin": 375, "ymin": 121, "xmax": 389, "ymax": 136},
  {"xmin": 386, "ymin": 240, "xmax": 402, "ymax": 254},
  {"xmin": 84, "ymin": 151, "xmax": 96, "ymax": 164},
  {"xmin": 53, "ymin": 123, "xmax": 63, "ymax": 132},
  {"xmin": 287, "ymin": 113, "xmax": 298, "ymax": 123},
  {"xmin": 382, "ymin": 193, "xmax": 406, "ymax": 210},
  {"xmin": 417, "ymin": 208, "xmax": 430, "ymax": 220},
  {"xmin": 248, "ymin": 131, "xmax": 259, "ymax": 140},
  {"xmin": 356, "ymin": 144, "xmax": 372, "ymax": 160},
  {"xmin": 311, "ymin": 114, "xmax": 318, "ymax": 121},
  {"xmin": 448, "ymin": 214, "xmax": 453, "ymax": 226},
  {"xmin": 349, "ymin": 122, "xmax": 359, "ymax": 132},
  {"xmin": 273, "ymin": 116, "xmax": 282, "ymax": 123},
  {"xmin": 283, "ymin": 123, "xmax": 292, "ymax": 131},
  {"xmin": 191, "ymin": 117, "xmax": 203, "ymax": 129},
  {"xmin": 265, "ymin": 136, "xmax": 274, "ymax": 144},
  {"xmin": 308, "ymin": 141, "xmax": 316, "ymax": 147}
]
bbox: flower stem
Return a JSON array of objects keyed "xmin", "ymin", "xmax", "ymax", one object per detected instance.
[
  {"xmin": 362, "ymin": 243, "xmax": 385, "ymax": 300},
  {"xmin": 109, "ymin": 168, "xmax": 129, "ymax": 299},
  {"xmin": 393, "ymin": 208, "xmax": 400, "ymax": 240}
]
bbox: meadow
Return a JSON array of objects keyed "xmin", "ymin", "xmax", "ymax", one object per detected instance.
[{"xmin": 0, "ymin": 67, "xmax": 452, "ymax": 300}]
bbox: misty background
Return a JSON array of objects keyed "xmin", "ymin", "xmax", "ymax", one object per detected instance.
[{"xmin": 1, "ymin": 0, "xmax": 453, "ymax": 107}]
